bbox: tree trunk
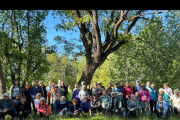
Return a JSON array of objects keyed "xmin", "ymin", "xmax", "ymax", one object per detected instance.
[
  {"xmin": 0, "ymin": 59, "xmax": 6, "ymax": 98},
  {"xmin": 78, "ymin": 63, "xmax": 99, "ymax": 85}
]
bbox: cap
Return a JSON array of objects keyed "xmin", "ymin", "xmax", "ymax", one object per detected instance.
[
  {"xmin": 136, "ymin": 79, "xmax": 140, "ymax": 82},
  {"xmin": 3, "ymin": 93, "xmax": 9, "ymax": 96},
  {"xmin": 98, "ymin": 81, "xmax": 101, "ymax": 84},
  {"xmin": 115, "ymin": 82, "xmax": 118, "ymax": 85}
]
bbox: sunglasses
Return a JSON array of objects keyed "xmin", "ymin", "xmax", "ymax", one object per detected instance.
[
  {"xmin": 55, "ymin": 87, "xmax": 58, "ymax": 88},
  {"xmin": 62, "ymin": 83, "xmax": 64, "ymax": 84},
  {"xmin": 16, "ymin": 96, "xmax": 20, "ymax": 97},
  {"xmin": 141, "ymin": 86, "xmax": 144, "ymax": 87}
]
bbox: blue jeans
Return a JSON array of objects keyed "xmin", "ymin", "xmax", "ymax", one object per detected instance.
[
  {"xmin": 59, "ymin": 108, "xmax": 68, "ymax": 117},
  {"xmin": 52, "ymin": 100, "xmax": 60, "ymax": 115},
  {"xmin": 119, "ymin": 108, "xmax": 126, "ymax": 117}
]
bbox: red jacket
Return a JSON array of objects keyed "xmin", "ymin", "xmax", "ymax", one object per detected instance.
[
  {"xmin": 37, "ymin": 103, "xmax": 51, "ymax": 116},
  {"xmin": 123, "ymin": 86, "xmax": 133, "ymax": 98}
]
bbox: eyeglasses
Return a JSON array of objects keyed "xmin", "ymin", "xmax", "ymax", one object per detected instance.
[
  {"xmin": 141, "ymin": 86, "xmax": 144, "ymax": 87},
  {"xmin": 62, "ymin": 83, "xmax": 64, "ymax": 84},
  {"xmin": 55, "ymin": 87, "xmax": 58, "ymax": 88},
  {"xmin": 16, "ymin": 96, "xmax": 20, "ymax": 97}
]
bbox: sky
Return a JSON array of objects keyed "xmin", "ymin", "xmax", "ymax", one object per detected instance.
[{"xmin": 44, "ymin": 10, "xmax": 168, "ymax": 57}]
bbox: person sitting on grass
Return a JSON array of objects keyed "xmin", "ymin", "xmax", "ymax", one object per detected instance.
[
  {"xmin": 90, "ymin": 92, "xmax": 100, "ymax": 115},
  {"xmin": 100, "ymin": 90, "xmax": 110, "ymax": 116},
  {"xmin": 0, "ymin": 93, "xmax": 15, "ymax": 120},
  {"xmin": 156, "ymin": 94, "xmax": 170, "ymax": 119},
  {"xmin": 81, "ymin": 96, "xmax": 92, "ymax": 116},
  {"xmin": 118, "ymin": 93, "xmax": 126, "ymax": 120},
  {"xmin": 109, "ymin": 92, "xmax": 119, "ymax": 117},
  {"xmin": 13, "ymin": 93, "xmax": 21, "ymax": 116},
  {"xmin": 69, "ymin": 98, "xmax": 81, "ymax": 117},
  {"xmin": 36, "ymin": 97, "xmax": 51, "ymax": 119},
  {"xmin": 16, "ymin": 96, "xmax": 29, "ymax": 120},
  {"xmin": 134, "ymin": 92, "xmax": 141, "ymax": 117},
  {"xmin": 58, "ymin": 96, "xmax": 69, "ymax": 117},
  {"xmin": 127, "ymin": 94, "xmax": 139, "ymax": 118},
  {"xmin": 170, "ymin": 89, "xmax": 180, "ymax": 117}
]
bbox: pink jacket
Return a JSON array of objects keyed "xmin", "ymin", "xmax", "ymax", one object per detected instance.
[
  {"xmin": 37, "ymin": 103, "xmax": 51, "ymax": 116},
  {"xmin": 138, "ymin": 89, "xmax": 151, "ymax": 103}
]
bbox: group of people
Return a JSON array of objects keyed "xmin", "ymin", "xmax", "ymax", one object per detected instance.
[{"xmin": 0, "ymin": 79, "xmax": 180, "ymax": 120}]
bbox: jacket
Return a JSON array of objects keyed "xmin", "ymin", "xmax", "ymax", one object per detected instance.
[
  {"xmin": 78, "ymin": 90, "xmax": 89, "ymax": 101},
  {"xmin": 146, "ymin": 87, "xmax": 155, "ymax": 100},
  {"xmin": 133, "ymin": 85, "xmax": 140, "ymax": 94},
  {"xmin": 164, "ymin": 87, "xmax": 173, "ymax": 99},
  {"xmin": 0, "ymin": 99, "xmax": 14, "ymax": 111},
  {"xmin": 170, "ymin": 94, "xmax": 180, "ymax": 108},
  {"xmin": 13, "ymin": 99, "xmax": 20, "ymax": 110},
  {"xmin": 159, "ymin": 93, "xmax": 170, "ymax": 105},
  {"xmin": 100, "ymin": 94, "xmax": 110, "ymax": 108},
  {"xmin": 90, "ymin": 97, "xmax": 100, "ymax": 108},
  {"xmin": 41, "ymin": 86, "xmax": 47, "ymax": 99},
  {"xmin": 109, "ymin": 97, "xmax": 118, "ymax": 110},
  {"xmin": 30, "ymin": 86, "xmax": 42, "ymax": 99},
  {"xmin": 113, "ymin": 86, "xmax": 122, "ymax": 94},
  {"xmin": 72, "ymin": 89, "xmax": 80, "ymax": 101},
  {"xmin": 153, "ymin": 88, "xmax": 158, "ymax": 101},
  {"xmin": 123, "ymin": 86, "xmax": 133, "ymax": 99},
  {"xmin": 81, "ymin": 101, "xmax": 91, "ymax": 111},
  {"xmin": 50, "ymin": 90, "xmax": 61, "ymax": 104},
  {"xmin": 67, "ymin": 89, "xmax": 73, "ymax": 101},
  {"xmin": 59, "ymin": 101, "xmax": 69, "ymax": 111},
  {"xmin": 16, "ymin": 102, "xmax": 29, "ymax": 115},
  {"xmin": 58, "ymin": 85, "xmax": 68, "ymax": 98},
  {"xmin": 21, "ymin": 87, "xmax": 31, "ymax": 102},
  {"xmin": 69, "ymin": 104, "xmax": 81, "ymax": 115},
  {"xmin": 87, "ymin": 89, "xmax": 92, "ymax": 97},
  {"xmin": 37, "ymin": 103, "xmax": 51, "ymax": 116},
  {"xmin": 138, "ymin": 88, "xmax": 151, "ymax": 103},
  {"xmin": 156, "ymin": 99, "xmax": 169, "ymax": 116},
  {"xmin": 46, "ymin": 86, "xmax": 52, "ymax": 96},
  {"xmin": 9, "ymin": 85, "xmax": 21, "ymax": 98},
  {"xmin": 127, "ymin": 99, "xmax": 139, "ymax": 115},
  {"xmin": 119, "ymin": 98, "xmax": 127, "ymax": 109},
  {"xmin": 48, "ymin": 88, "xmax": 54, "ymax": 102},
  {"xmin": 106, "ymin": 88, "xmax": 112, "ymax": 96}
]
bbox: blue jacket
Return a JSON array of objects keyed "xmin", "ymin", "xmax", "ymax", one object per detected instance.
[
  {"xmin": 156, "ymin": 99, "xmax": 169, "ymax": 116},
  {"xmin": 159, "ymin": 93, "xmax": 170, "ymax": 105},
  {"xmin": 72, "ymin": 90, "xmax": 80, "ymax": 101},
  {"xmin": 112, "ymin": 87, "xmax": 122, "ymax": 94},
  {"xmin": 59, "ymin": 101, "xmax": 69, "ymax": 111},
  {"xmin": 81, "ymin": 101, "xmax": 91, "ymax": 111},
  {"xmin": 29, "ymin": 86, "xmax": 42, "ymax": 99},
  {"xmin": 146, "ymin": 87, "xmax": 155, "ymax": 100}
]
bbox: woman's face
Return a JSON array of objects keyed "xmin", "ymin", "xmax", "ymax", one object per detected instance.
[
  {"xmin": 111, "ymin": 94, "xmax": 115, "ymax": 97},
  {"xmin": 40, "ymin": 82, "xmax": 44, "ymax": 87},
  {"xmin": 16, "ymin": 94, "xmax": 21, "ymax": 100},
  {"xmin": 119, "ymin": 95, "xmax": 123, "ymax": 99},
  {"xmin": 158, "ymin": 96, "xmax": 162, "ymax": 101},
  {"xmin": 159, "ymin": 90, "xmax": 164, "ymax": 95},
  {"xmin": 126, "ymin": 82, "xmax": 130, "ymax": 87},
  {"xmin": 76, "ymin": 86, "xmax": 79, "ymax": 90},
  {"xmin": 15, "ymin": 80, "xmax": 19, "ymax": 85},
  {"xmin": 40, "ymin": 100, "xmax": 44, "ymax": 104},
  {"xmin": 87, "ymin": 86, "xmax": 90, "ymax": 89},
  {"xmin": 37, "ymin": 95, "xmax": 41, "ymax": 99},
  {"xmin": 62, "ymin": 98, "xmax": 65, "ymax": 102},
  {"xmin": 174, "ymin": 91, "xmax": 179, "ymax": 95},
  {"xmin": 21, "ymin": 98, "xmax": 26, "ymax": 103},
  {"xmin": 130, "ymin": 96, "xmax": 134, "ymax": 100},
  {"xmin": 108, "ymin": 84, "xmax": 111, "ymax": 88},
  {"xmin": 68, "ymin": 85, "xmax": 71, "ymax": 89},
  {"xmin": 147, "ymin": 83, "xmax": 151, "ymax": 87},
  {"xmin": 94, "ymin": 82, "xmax": 97, "ymax": 86},
  {"xmin": 93, "ymin": 95, "xmax": 97, "ymax": 99},
  {"xmin": 26, "ymin": 82, "xmax": 30, "ymax": 86},
  {"xmin": 34, "ymin": 81, "xmax": 38, "ymax": 86},
  {"xmin": 73, "ymin": 101, "xmax": 77, "ymax": 105},
  {"xmin": 103, "ymin": 91, "xmax": 106, "ymax": 95},
  {"xmin": 84, "ymin": 98, "xmax": 87, "ymax": 102}
]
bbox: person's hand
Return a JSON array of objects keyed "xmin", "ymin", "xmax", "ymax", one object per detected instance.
[
  {"xmin": 126, "ymin": 95, "xmax": 129, "ymax": 99},
  {"xmin": 158, "ymin": 109, "xmax": 161, "ymax": 113},
  {"xmin": 121, "ymin": 108, "xmax": 124, "ymax": 111},
  {"xmin": 162, "ymin": 116, "xmax": 165, "ymax": 118},
  {"xmin": 82, "ymin": 111, "xmax": 84, "ymax": 114},
  {"xmin": 116, "ymin": 92, "xmax": 119, "ymax": 94},
  {"xmin": 129, "ymin": 109, "xmax": 133, "ymax": 111},
  {"xmin": 3, "ymin": 109, "xmax": 8, "ymax": 112},
  {"xmin": 89, "ymin": 112, "xmax": 92, "ymax": 116},
  {"xmin": 98, "ymin": 91, "xmax": 101, "ymax": 94},
  {"xmin": 115, "ymin": 109, "xmax": 118, "ymax": 113},
  {"xmin": 103, "ymin": 102, "xmax": 107, "ymax": 106},
  {"xmin": 170, "ymin": 99, "xmax": 172, "ymax": 102},
  {"xmin": 94, "ymin": 105, "xmax": 97, "ymax": 108},
  {"xmin": 19, "ymin": 111, "xmax": 22, "ymax": 115},
  {"xmin": 106, "ymin": 106, "xmax": 109, "ymax": 109},
  {"xmin": 74, "ymin": 112, "xmax": 77, "ymax": 115}
]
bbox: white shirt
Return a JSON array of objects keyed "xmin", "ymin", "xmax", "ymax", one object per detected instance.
[
  {"xmin": 164, "ymin": 87, "xmax": 173, "ymax": 98},
  {"xmin": 170, "ymin": 94, "xmax": 180, "ymax": 108}
]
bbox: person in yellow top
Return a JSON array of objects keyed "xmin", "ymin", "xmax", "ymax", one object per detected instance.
[{"xmin": 67, "ymin": 84, "xmax": 73, "ymax": 104}]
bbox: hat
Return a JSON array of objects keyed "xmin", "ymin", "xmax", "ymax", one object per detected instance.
[
  {"xmin": 54, "ymin": 84, "xmax": 58, "ymax": 88},
  {"xmin": 111, "ymin": 92, "xmax": 116, "ymax": 95},
  {"xmin": 136, "ymin": 79, "xmax": 140, "ymax": 82},
  {"xmin": 115, "ymin": 82, "xmax": 118, "ymax": 85},
  {"xmin": 98, "ymin": 81, "xmax": 101, "ymax": 84},
  {"xmin": 3, "ymin": 93, "xmax": 9, "ymax": 97}
]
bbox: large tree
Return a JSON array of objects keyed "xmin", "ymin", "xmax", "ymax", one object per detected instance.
[{"xmin": 53, "ymin": 10, "xmax": 169, "ymax": 85}]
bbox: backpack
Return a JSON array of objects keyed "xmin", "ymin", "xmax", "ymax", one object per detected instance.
[{"xmin": 157, "ymin": 100, "xmax": 171, "ymax": 119}]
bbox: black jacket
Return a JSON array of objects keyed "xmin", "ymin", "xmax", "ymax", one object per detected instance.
[
  {"xmin": 106, "ymin": 88, "xmax": 112, "ymax": 96},
  {"xmin": 58, "ymin": 85, "xmax": 68, "ymax": 98},
  {"xmin": 16, "ymin": 102, "xmax": 29, "ymax": 115},
  {"xmin": 21, "ymin": 87, "xmax": 31, "ymax": 102},
  {"xmin": 69, "ymin": 104, "xmax": 81, "ymax": 115},
  {"xmin": 133, "ymin": 85, "xmax": 140, "ymax": 94},
  {"xmin": 0, "ymin": 99, "xmax": 14, "ymax": 111},
  {"xmin": 41, "ymin": 86, "xmax": 47, "ymax": 99},
  {"xmin": 87, "ymin": 89, "xmax": 92, "ymax": 97},
  {"xmin": 119, "ymin": 98, "xmax": 127, "ymax": 109}
]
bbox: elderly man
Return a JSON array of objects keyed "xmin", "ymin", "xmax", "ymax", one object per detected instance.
[
  {"xmin": 0, "ymin": 93, "xmax": 15, "ymax": 120},
  {"xmin": 170, "ymin": 89, "xmax": 180, "ymax": 117},
  {"xmin": 58, "ymin": 81, "xmax": 68, "ymax": 98}
]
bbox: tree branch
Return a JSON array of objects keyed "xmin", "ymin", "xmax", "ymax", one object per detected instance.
[{"xmin": 126, "ymin": 38, "xmax": 167, "ymax": 59}]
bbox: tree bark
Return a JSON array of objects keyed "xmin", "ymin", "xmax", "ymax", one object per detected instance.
[{"xmin": 0, "ymin": 59, "xmax": 6, "ymax": 98}]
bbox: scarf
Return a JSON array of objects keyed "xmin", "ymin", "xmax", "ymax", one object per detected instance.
[
  {"xmin": 26, "ymin": 86, "xmax": 30, "ymax": 90},
  {"xmin": 60, "ymin": 100, "xmax": 66, "ymax": 104},
  {"xmin": 54, "ymin": 90, "xmax": 58, "ymax": 96}
]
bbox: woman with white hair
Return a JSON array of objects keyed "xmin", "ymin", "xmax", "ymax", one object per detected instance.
[
  {"xmin": 127, "ymin": 94, "xmax": 139, "ymax": 118},
  {"xmin": 78, "ymin": 85, "xmax": 89, "ymax": 102},
  {"xmin": 36, "ymin": 97, "xmax": 51, "ymax": 119},
  {"xmin": 170, "ymin": 89, "xmax": 180, "ymax": 117},
  {"xmin": 118, "ymin": 93, "xmax": 126, "ymax": 119},
  {"xmin": 159, "ymin": 88, "xmax": 170, "ymax": 104},
  {"xmin": 59, "ymin": 96, "xmax": 69, "ymax": 117}
]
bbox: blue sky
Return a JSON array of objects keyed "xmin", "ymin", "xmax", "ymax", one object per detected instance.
[{"xmin": 44, "ymin": 10, "xmax": 168, "ymax": 57}]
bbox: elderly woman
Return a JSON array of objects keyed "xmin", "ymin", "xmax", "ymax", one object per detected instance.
[
  {"xmin": 138, "ymin": 83, "xmax": 150, "ymax": 118},
  {"xmin": 100, "ymin": 90, "xmax": 110, "ymax": 116},
  {"xmin": 81, "ymin": 96, "xmax": 92, "ymax": 116},
  {"xmin": 109, "ymin": 92, "xmax": 119, "ymax": 117},
  {"xmin": 69, "ymin": 98, "xmax": 81, "ymax": 117},
  {"xmin": 170, "ymin": 89, "xmax": 180, "ymax": 117},
  {"xmin": 72, "ymin": 85, "xmax": 81, "ymax": 105},
  {"xmin": 156, "ymin": 94, "xmax": 170, "ymax": 119},
  {"xmin": 118, "ymin": 93, "xmax": 126, "ymax": 119},
  {"xmin": 36, "ymin": 97, "xmax": 51, "ymax": 119},
  {"xmin": 127, "ymin": 94, "xmax": 139, "ymax": 118},
  {"xmin": 90, "ymin": 92, "xmax": 100, "ymax": 115},
  {"xmin": 59, "ymin": 96, "xmax": 69, "ymax": 117},
  {"xmin": 78, "ymin": 85, "xmax": 89, "ymax": 102}
]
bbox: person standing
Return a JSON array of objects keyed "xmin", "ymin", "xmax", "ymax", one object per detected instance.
[
  {"xmin": 138, "ymin": 83, "xmax": 150, "ymax": 118},
  {"xmin": 21, "ymin": 81, "xmax": 32, "ymax": 114},
  {"xmin": 119, "ymin": 81, "xmax": 124, "ymax": 90},
  {"xmin": 9, "ymin": 80, "xmax": 21, "ymax": 100},
  {"xmin": 91, "ymin": 82, "xmax": 99, "ymax": 95},
  {"xmin": 58, "ymin": 81, "xmax": 68, "ymax": 98},
  {"xmin": 170, "ymin": 89, "xmax": 180, "ymax": 117},
  {"xmin": 106, "ymin": 83, "xmax": 112, "ymax": 96},
  {"xmin": 30, "ymin": 80, "xmax": 42, "ymax": 115},
  {"xmin": 78, "ymin": 85, "xmax": 89, "ymax": 102},
  {"xmin": 67, "ymin": 84, "xmax": 73, "ymax": 104},
  {"xmin": 46, "ymin": 81, "xmax": 52, "ymax": 97},
  {"xmin": 113, "ymin": 82, "xmax": 122, "ymax": 95},
  {"xmin": 123, "ymin": 81, "xmax": 133, "ymax": 100},
  {"xmin": 80, "ymin": 81, "xmax": 86, "ymax": 90},
  {"xmin": 146, "ymin": 81, "xmax": 155, "ymax": 116},
  {"xmin": 151, "ymin": 83, "xmax": 158, "ymax": 114},
  {"xmin": 39, "ymin": 81, "xmax": 47, "ymax": 99},
  {"xmin": 133, "ymin": 80, "xmax": 140, "ymax": 94},
  {"xmin": 97, "ymin": 81, "xmax": 105, "ymax": 97},
  {"xmin": 163, "ymin": 83, "xmax": 173, "ymax": 99},
  {"xmin": 87, "ymin": 85, "xmax": 92, "ymax": 100},
  {"xmin": 0, "ymin": 93, "xmax": 15, "ymax": 120}
]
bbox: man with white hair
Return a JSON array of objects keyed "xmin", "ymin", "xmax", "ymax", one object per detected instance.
[{"xmin": 170, "ymin": 89, "xmax": 180, "ymax": 117}]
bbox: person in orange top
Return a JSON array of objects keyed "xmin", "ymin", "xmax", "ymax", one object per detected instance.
[
  {"xmin": 48, "ymin": 83, "xmax": 55, "ymax": 112},
  {"xmin": 37, "ymin": 97, "xmax": 51, "ymax": 119}
]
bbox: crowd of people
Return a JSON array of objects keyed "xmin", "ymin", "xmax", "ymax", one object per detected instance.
[{"xmin": 0, "ymin": 79, "xmax": 180, "ymax": 120}]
